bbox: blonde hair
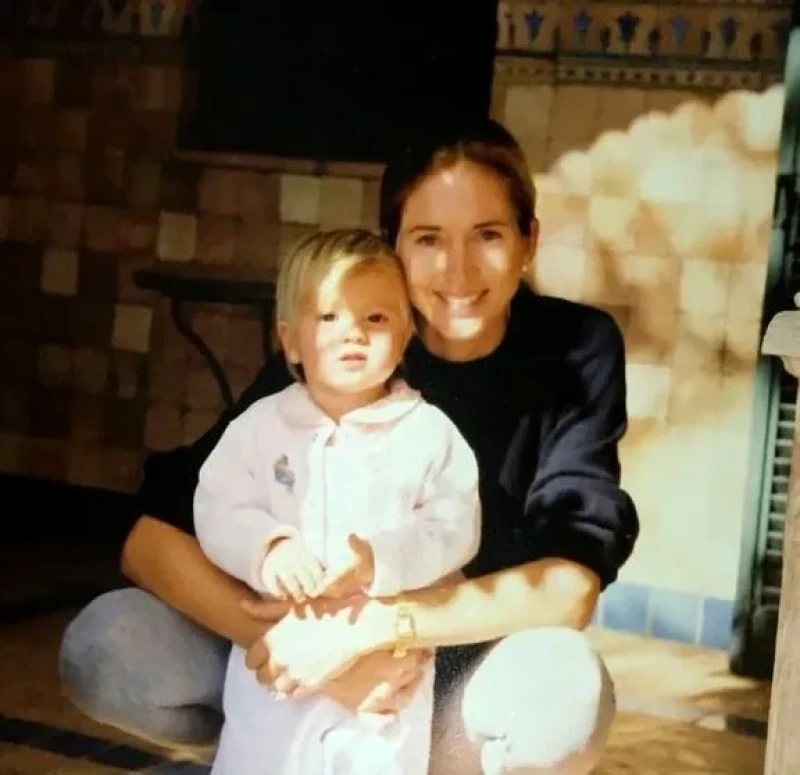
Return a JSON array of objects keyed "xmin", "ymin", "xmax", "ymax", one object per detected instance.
[{"xmin": 275, "ymin": 228, "xmax": 410, "ymax": 380}]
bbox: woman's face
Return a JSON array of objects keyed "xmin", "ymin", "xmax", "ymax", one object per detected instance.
[{"xmin": 395, "ymin": 160, "xmax": 537, "ymax": 360}]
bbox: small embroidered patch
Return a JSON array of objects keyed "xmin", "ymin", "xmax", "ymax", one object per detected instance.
[{"xmin": 273, "ymin": 454, "xmax": 295, "ymax": 493}]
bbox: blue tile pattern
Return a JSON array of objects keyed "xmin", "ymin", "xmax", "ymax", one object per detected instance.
[{"xmin": 599, "ymin": 582, "xmax": 736, "ymax": 650}]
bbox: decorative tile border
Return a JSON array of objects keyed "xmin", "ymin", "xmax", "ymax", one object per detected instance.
[
  {"xmin": 497, "ymin": 1, "xmax": 790, "ymax": 74},
  {"xmin": 596, "ymin": 581, "xmax": 736, "ymax": 650}
]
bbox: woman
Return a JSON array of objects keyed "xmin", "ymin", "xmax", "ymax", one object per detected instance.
[{"xmin": 60, "ymin": 119, "xmax": 638, "ymax": 775}]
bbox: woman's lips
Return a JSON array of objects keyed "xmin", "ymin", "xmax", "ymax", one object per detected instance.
[{"xmin": 434, "ymin": 291, "xmax": 487, "ymax": 314}]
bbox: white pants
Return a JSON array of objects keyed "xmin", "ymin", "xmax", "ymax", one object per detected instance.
[{"xmin": 213, "ymin": 645, "xmax": 435, "ymax": 775}]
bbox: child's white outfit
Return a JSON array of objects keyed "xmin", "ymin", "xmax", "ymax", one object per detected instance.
[{"xmin": 194, "ymin": 380, "xmax": 481, "ymax": 775}]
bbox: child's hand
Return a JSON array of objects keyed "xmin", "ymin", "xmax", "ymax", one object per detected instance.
[
  {"xmin": 317, "ymin": 534, "xmax": 375, "ymax": 598},
  {"xmin": 260, "ymin": 537, "xmax": 326, "ymax": 603}
]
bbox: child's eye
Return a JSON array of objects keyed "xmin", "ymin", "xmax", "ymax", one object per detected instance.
[
  {"xmin": 367, "ymin": 312, "xmax": 388, "ymax": 324},
  {"xmin": 318, "ymin": 312, "xmax": 337, "ymax": 322}
]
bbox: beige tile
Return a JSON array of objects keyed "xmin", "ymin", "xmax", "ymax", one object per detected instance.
[
  {"xmin": 596, "ymin": 88, "xmax": 647, "ymax": 132},
  {"xmin": 531, "ymin": 244, "xmax": 586, "ymax": 301},
  {"xmin": 21, "ymin": 58, "xmax": 54, "ymax": 104},
  {"xmin": 234, "ymin": 221, "xmax": 280, "ymax": 268},
  {"xmin": 549, "ymin": 86, "xmax": 602, "ymax": 146},
  {"xmin": 717, "ymin": 371, "xmax": 758, "ymax": 435},
  {"xmin": 319, "ymin": 177, "xmax": 364, "ymax": 228},
  {"xmin": 40, "ymin": 248, "xmax": 78, "ymax": 296},
  {"xmin": 48, "ymin": 201, "xmax": 83, "ymax": 249},
  {"xmin": 624, "ymin": 319, "xmax": 678, "ymax": 369},
  {"xmin": 145, "ymin": 402, "xmax": 184, "ymax": 450},
  {"xmin": 673, "ymin": 312, "xmax": 726, "ymax": 373},
  {"xmin": 83, "ymin": 205, "xmax": 122, "ymax": 252},
  {"xmin": 157, "ymin": 211, "xmax": 197, "ymax": 262},
  {"xmin": 37, "ymin": 344, "xmax": 72, "ymax": 387},
  {"xmin": 625, "ymin": 363, "xmax": 671, "ymax": 423},
  {"xmin": 536, "ymin": 192, "xmax": 588, "ymax": 248},
  {"xmin": 72, "ymin": 348, "xmax": 109, "ymax": 395},
  {"xmin": 679, "ymin": 259, "xmax": 732, "ymax": 316},
  {"xmin": 238, "ymin": 171, "xmax": 279, "ymax": 222},
  {"xmin": 723, "ymin": 314, "xmax": 762, "ymax": 375},
  {"xmin": 359, "ymin": 179, "xmax": 381, "ymax": 231},
  {"xmin": 280, "ymin": 174, "xmax": 322, "ymax": 224},
  {"xmin": 587, "ymin": 131, "xmax": 640, "ymax": 198},
  {"xmin": 666, "ymin": 367, "xmax": 724, "ymax": 426},
  {"xmin": 112, "ymin": 303, "xmax": 153, "ymax": 353},
  {"xmin": 727, "ymin": 261, "xmax": 768, "ymax": 322},
  {"xmin": 198, "ymin": 167, "xmax": 241, "ymax": 215},
  {"xmin": 196, "ymin": 214, "xmax": 237, "ymax": 265},
  {"xmin": 586, "ymin": 195, "xmax": 640, "ymax": 255},
  {"xmin": 503, "ymin": 84, "xmax": 554, "ymax": 142}
]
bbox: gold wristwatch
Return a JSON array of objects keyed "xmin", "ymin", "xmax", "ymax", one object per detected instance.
[{"xmin": 392, "ymin": 597, "xmax": 417, "ymax": 658}]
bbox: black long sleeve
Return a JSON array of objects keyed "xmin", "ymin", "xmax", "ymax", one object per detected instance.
[{"xmin": 521, "ymin": 306, "xmax": 638, "ymax": 588}]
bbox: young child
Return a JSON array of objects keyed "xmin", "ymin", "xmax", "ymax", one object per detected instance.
[{"xmin": 194, "ymin": 229, "xmax": 481, "ymax": 775}]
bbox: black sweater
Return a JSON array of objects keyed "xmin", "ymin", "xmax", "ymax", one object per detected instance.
[{"xmin": 137, "ymin": 286, "xmax": 639, "ymax": 589}]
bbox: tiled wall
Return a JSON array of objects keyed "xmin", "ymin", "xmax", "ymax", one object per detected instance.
[
  {"xmin": 493, "ymin": 0, "xmax": 787, "ymax": 619},
  {"xmin": 0, "ymin": 0, "xmax": 792, "ymax": 648}
]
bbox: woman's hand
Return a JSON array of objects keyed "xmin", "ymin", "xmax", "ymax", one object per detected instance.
[
  {"xmin": 245, "ymin": 595, "xmax": 383, "ymax": 697},
  {"xmin": 321, "ymin": 649, "xmax": 431, "ymax": 714}
]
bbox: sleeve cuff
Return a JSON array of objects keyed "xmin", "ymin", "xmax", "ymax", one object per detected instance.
[
  {"xmin": 248, "ymin": 525, "xmax": 301, "ymax": 593},
  {"xmin": 363, "ymin": 530, "xmax": 406, "ymax": 597}
]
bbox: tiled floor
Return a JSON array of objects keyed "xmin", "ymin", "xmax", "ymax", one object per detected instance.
[{"xmin": 0, "ymin": 608, "xmax": 770, "ymax": 774}]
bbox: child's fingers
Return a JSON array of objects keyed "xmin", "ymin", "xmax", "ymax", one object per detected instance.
[{"xmin": 277, "ymin": 572, "xmax": 305, "ymax": 603}]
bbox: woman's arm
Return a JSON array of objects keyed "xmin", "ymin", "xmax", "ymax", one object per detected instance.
[
  {"xmin": 364, "ymin": 557, "xmax": 600, "ymax": 652},
  {"xmin": 122, "ymin": 516, "xmax": 289, "ymax": 649}
]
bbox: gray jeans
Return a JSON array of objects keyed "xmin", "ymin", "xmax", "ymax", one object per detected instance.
[{"xmin": 60, "ymin": 589, "xmax": 616, "ymax": 774}]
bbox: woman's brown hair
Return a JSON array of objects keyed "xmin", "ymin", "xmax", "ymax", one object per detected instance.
[{"xmin": 379, "ymin": 118, "xmax": 537, "ymax": 247}]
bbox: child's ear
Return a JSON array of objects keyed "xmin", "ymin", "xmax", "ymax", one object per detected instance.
[{"xmin": 277, "ymin": 321, "xmax": 300, "ymax": 365}]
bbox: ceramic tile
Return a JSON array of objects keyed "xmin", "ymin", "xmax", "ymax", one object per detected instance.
[
  {"xmin": 157, "ymin": 212, "xmax": 197, "ymax": 263},
  {"xmin": 602, "ymin": 581, "xmax": 650, "ymax": 634},
  {"xmin": 49, "ymin": 202, "xmax": 83, "ymax": 250},
  {"xmin": 503, "ymin": 84, "xmax": 554, "ymax": 142},
  {"xmin": 319, "ymin": 177, "xmax": 364, "ymax": 228},
  {"xmin": 673, "ymin": 312, "xmax": 726, "ymax": 373},
  {"xmin": 112, "ymin": 304, "xmax": 153, "ymax": 354},
  {"xmin": 279, "ymin": 174, "xmax": 322, "ymax": 225},
  {"xmin": 701, "ymin": 597, "xmax": 735, "ymax": 651},
  {"xmin": 41, "ymin": 248, "xmax": 79, "ymax": 297},
  {"xmin": 649, "ymin": 588, "xmax": 702, "ymax": 644},
  {"xmin": 679, "ymin": 260, "xmax": 732, "ymax": 317},
  {"xmin": 625, "ymin": 363, "xmax": 671, "ymax": 423},
  {"xmin": 196, "ymin": 215, "xmax": 237, "ymax": 266}
]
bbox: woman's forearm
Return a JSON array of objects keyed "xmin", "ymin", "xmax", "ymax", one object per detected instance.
[
  {"xmin": 364, "ymin": 557, "xmax": 602, "ymax": 652},
  {"xmin": 121, "ymin": 516, "xmax": 289, "ymax": 649}
]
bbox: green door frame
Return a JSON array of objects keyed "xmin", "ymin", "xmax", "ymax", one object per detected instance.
[{"xmin": 731, "ymin": 5, "xmax": 800, "ymax": 679}]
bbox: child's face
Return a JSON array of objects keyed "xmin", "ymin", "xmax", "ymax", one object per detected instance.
[{"xmin": 281, "ymin": 263, "xmax": 411, "ymax": 403}]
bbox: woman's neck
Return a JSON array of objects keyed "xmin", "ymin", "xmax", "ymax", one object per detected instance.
[{"xmin": 418, "ymin": 313, "xmax": 509, "ymax": 363}]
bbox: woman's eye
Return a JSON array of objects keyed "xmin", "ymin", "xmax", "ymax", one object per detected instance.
[
  {"xmin": 479, "ymin": 229, "xmax": 502, "ymax": 242},
  {"xmin": 416, "ymin": 234, "xmax": 438, "ymax": 247}
]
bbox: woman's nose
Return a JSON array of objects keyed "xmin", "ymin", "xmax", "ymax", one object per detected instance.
[{"xmin": 442, "ymin": 241, "xmax": 476, "ymax": 286}]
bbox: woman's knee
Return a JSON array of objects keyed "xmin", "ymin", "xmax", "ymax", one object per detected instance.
[
  {"xmin": 461, "ymin": 627, "xmax": 615, "ymax": 774},
  {"xmin": 60, "ymin": 589, "xmax": 156, "ymax": 719}
]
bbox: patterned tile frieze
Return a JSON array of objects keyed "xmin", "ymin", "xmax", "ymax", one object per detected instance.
[{"xmin": 497, "ymin": 2, "xmax": 790, "ymax": 73}]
